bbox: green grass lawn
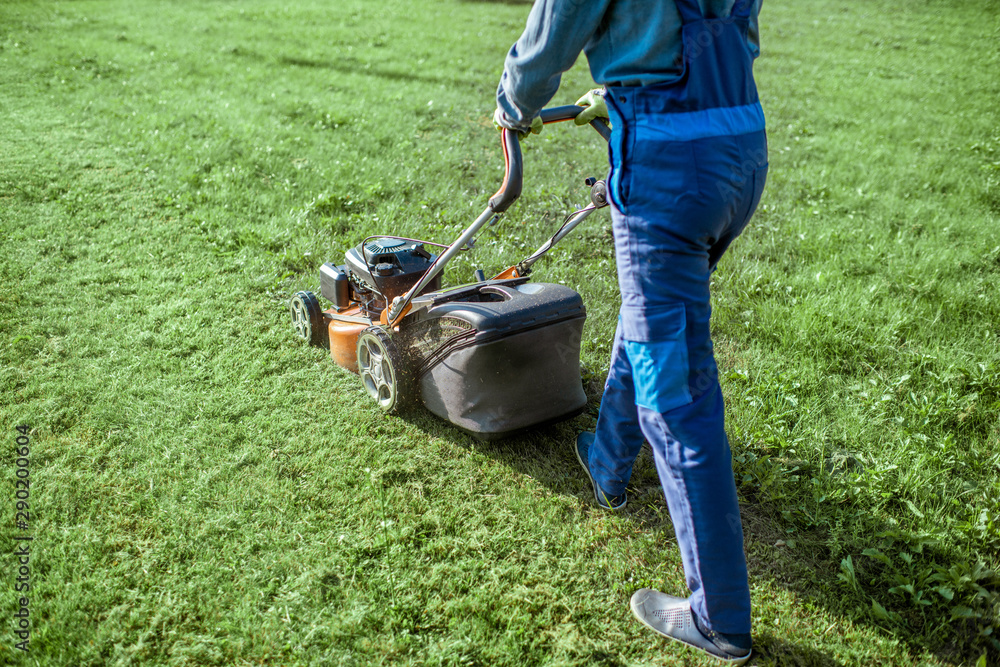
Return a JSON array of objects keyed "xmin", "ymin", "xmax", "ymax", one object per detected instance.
[{"xmin": 2, "ymin": 0, "xmax": 998, "ymax": 664}]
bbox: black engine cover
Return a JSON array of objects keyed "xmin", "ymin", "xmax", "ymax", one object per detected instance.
[{"xmin": 344, "ymin": 238, "xmax": 439, "ymax": 301}]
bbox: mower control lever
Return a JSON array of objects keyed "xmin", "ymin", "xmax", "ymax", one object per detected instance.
[
  {"xmin": 489, "ymin": 106, "xmax": 609, "ymax": 215},
  {"xmin": 385, "ymin": 106, "xmax": 610, "ymax": 327},
  {"xmin": 539, "ymin": 105, "xmax": 612, "ymax": 141},
  {"xmin": 487, "ymin": 129, "xmax": 523, "ymax": 214},
  {"xmin": 587, "ymin": 178, "xmax": 609, "ymax": 209}
]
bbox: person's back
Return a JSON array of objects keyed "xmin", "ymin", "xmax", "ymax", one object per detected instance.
[{"xmin": 496, "ymin": 0, "xmax": 761, "ymax": 128}]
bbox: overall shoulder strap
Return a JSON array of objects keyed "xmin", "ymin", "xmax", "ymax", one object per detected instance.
[
  {"xmin": 731, "ymin": 0, "xmax": 753, "ymax": 18},
  {"xmin": 673, "ymin": 0, "xmax": 703, "ymax": 24},
  {"xmin": 677, "ymin": 0, "xmax": 753, "ymax": 23}
]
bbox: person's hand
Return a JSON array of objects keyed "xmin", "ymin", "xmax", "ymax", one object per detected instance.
[
  {"xmin": 493, "ymin": 108, "xmax": 543, "ymax": 139},
  {"xmin": 574, "ymin": 88, "xmax": 609, "ymax": 126}
]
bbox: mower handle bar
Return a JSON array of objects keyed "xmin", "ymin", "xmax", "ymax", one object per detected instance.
[
  {"xmin": 384, "ymin": 105, "xmax": 609, "ymax": 326},
  {"xmin": 488, "ymin": 105, "xmax": 611, "ymax": 214}
]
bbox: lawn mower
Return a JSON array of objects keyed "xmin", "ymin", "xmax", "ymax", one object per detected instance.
[{"xmin": 290, "ymin": 106, "xmax": 610, "ymax": 437}]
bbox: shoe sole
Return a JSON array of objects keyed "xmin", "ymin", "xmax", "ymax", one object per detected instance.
[
  {"xmin": 575, "ymin": 438, "xmax": 626, "ymax": 511},
  {"xmin": 629, "ymin": 593, "xmax": 750, "ymax": 665}
]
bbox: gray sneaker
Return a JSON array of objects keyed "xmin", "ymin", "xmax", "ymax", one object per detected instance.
[
  {"xmin": 630, "ymin": 589, "xmax": 751, "ymax": 664},
  {"xmin": 575, "ymin": 432, "xmax": 627, "ymax": 510}
]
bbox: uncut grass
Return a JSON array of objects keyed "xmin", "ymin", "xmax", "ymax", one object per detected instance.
[
  {"xmin": 714, "ymin": 2, "xmax": 1000, "ymax": 662},
  {"xmin": 1, "ymin": 0, "xmax": 998, "ymax": 665}
]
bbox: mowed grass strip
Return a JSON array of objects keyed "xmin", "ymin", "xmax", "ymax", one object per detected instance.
[{"xmin": 1, "ymin": 0, "xmax": 998, "ymax": 665}]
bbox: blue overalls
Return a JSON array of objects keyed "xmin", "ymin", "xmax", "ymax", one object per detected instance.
[{"xmin": 588, "ymin": 0, "xmax": 768, "ymax": 636}]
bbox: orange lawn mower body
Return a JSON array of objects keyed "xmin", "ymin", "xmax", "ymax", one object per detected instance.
[{"xmin": 290, "ymin": 106, "xmax": 611, "ymax": 437}]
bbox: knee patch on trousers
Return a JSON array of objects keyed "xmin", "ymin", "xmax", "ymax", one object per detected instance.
[{"xmin": 621, "ymin": 304, "xmax": 693, "ymax": 413}]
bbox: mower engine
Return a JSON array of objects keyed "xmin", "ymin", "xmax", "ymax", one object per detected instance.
[
  {"xmin": 320, "ymin": 238, "xmax": 440, "ymax": 318},
  {"xmin": 290, "ymin": 104, "xmax": 611, "ymax": 437}
]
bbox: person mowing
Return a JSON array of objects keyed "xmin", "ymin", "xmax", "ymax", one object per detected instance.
[{"xmin": 494, "ymin": 0, "xmax": 768, "ymax": 663}]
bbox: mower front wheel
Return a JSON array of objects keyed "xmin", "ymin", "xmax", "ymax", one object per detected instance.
[
  {"xmin": 356, "ymin": 327, "xmax": 411, "ymax": 413},
  {"xmin": 290, "ymin": 291, "xmax": 327, "ymax": 347}
]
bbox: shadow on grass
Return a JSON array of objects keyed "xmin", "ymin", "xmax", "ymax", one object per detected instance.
[
  {"xmin": 752, "ymin": 635, "xmax": 847, "ymax": 667},
  {"xmin": 400, "ymin": 397, "xmax": 992, "ymax": 665},
  {"xmin": 223, "ymin": 46, "xmax": 482, "ymax": 89}
]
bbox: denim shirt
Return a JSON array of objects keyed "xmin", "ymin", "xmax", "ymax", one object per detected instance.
[{"xmin": 495, "ymin": 0, "xmax": 761, "ymax": 131}]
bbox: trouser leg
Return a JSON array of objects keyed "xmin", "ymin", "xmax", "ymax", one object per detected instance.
[
  {"xmin": 614, "ymin": 229, "xmax": 753, "ymax": 635},
  {"xmin": 589, "ymin": 320, "xmax": 644, "ymax": 498},
  {"xmin": 592, "ymin": 105, "xmax": 767, "ymax": 633},
  {"xmin": 604, "ymin": 131, "xmax": 767, "ymax": 636},
  {"xmin": 637, "ymin": 387, "xmax": 751, "ymax": 635}
]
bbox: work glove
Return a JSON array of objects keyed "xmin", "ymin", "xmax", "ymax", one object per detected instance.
[
  {"xmin": 493, "ymin": 107, "xmax": 543, "ymax": 140},
  {"xmin": 574, "ymin": 88, "xmax": 609, "ymax": 126}
]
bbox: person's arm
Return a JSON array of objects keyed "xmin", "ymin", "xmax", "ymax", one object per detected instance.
[
  {"xmin": 495, "ymin": 0, "xmax": 613, "ymax": 131},
  {"xmin": 748, "ymin": 0, "xmax": 762, "ymax": 59}
]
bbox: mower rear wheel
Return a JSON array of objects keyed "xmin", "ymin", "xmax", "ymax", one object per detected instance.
[
  {"xmin": 290, "ymin": 291, "xmax": 327, "ymax": 347},
  {"xmin": 356, "ymin": 326, "xmax": 410, "ymax": 413}
]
